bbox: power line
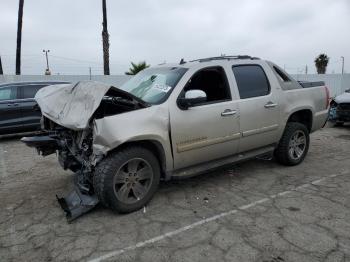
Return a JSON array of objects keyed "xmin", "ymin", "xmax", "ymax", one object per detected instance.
[{"xmin": 50, "ymin": 55, "xmax": 102, "ymax": 65}]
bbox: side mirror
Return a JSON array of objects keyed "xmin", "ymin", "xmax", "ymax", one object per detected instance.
[{"xmin": 178, "ymin": 90, "xmax": 207, "ymax": 109}]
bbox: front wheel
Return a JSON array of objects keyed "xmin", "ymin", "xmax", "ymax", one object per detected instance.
[
  {"xmin": 274, "ymin": 122, "xmax": 310, "ymax": 166},
  {"xmin": 93, "ymin": 146, "xmax": 160, "ymax": 213}
]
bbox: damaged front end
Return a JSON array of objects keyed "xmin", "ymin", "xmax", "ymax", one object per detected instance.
[
  {"xmin": 22, "ymin": 120, "xmax": 100, "ymax": 221},
  {"xmin": 21, "ymin": 81, "xmax": 149, "ymax": 221}
]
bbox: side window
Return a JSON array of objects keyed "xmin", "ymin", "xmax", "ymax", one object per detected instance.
[
  {"xmin": 273, "ymin": 66, "xmax": 291, "ymax": 82},
  {"xmin": 183, "ymin": 66, "xmax": 231, "ymax": 104},
  {"xmin": 22, "ymin": 85, "xmax": 45, "ymax": 99},
  {"xmin": 232, "ymin": 65, "xmax": 270, "ymax": 99},
  {"xmin": 0, "ymin": 86, "xmax": 18, "ymax": 101}
]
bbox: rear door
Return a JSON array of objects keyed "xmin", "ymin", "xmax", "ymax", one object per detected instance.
[
  {"xmin": 231, "ymin": 64, "xmax": 280, "ymax": 152},
  {"xmin": 19, "ymin": 84, "xmax": 46, "ymax": 128},
  {"xmin": 0, "ymin": 85, "xmax": 22, "ymax": 133}
]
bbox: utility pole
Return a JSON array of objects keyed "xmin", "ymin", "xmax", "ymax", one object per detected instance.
[
  {"xmin": 102, "ymin": 0, "xmax": 110, "ymax": 75},
  {"xmin": 89, "ymin": 67, "xmax": 92, "ymax": 80},
  {"xmin": 305, "ymin": 65, "xmax": 308, "ymax": 75},
  {"xmin": 341, "ymin": 56, "xmax": 345, "ymax": 74},
  {"xmin": 43, "ymin": 49, "xmax": 51, "ymax": 75},
  {"xmin": 0, "ymin": 56, "xmax": 3, "ymax": 75},
  {"xmin": 16, "ymin": 0, "xmax": 24, "ymax": 75}
]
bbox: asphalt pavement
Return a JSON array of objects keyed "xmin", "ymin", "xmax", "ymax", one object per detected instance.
[{"xmin": 0, "ymin": 125, "xmax": 349, "ymax": 262}]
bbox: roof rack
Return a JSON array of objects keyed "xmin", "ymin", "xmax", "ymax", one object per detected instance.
[{"xmin": 190, "ymin": 55, "xmax": 260, "ymax": 63}]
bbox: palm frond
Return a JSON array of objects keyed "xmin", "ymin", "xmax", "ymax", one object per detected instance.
[{"xmin": 125, "ymin": 61, "xmax": 150, "ymax": 75}]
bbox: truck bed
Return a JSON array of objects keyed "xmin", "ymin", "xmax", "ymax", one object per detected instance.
[{"xmin": 298, "ymin": 81, "xmax": 325, "ymax": 88}]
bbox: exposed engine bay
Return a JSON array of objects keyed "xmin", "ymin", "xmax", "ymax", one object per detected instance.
[{"xmin": 22, "ymin": 81, "xmax": 149, "ymax": 221}]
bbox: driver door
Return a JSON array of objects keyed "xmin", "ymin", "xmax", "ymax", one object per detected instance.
[{"xmin": 169, "ymin": 66, "xmax": 240, "ymax": 169}]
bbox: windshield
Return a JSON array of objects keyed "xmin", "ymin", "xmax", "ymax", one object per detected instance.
[{"xmin": 120, "ymin": 67, "xmax": 188, "ymax": 104}]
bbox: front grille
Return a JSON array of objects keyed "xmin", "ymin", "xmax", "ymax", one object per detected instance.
[{"xmin": 338, "ymin": 103, "xmax": 350, "ymax": 111}]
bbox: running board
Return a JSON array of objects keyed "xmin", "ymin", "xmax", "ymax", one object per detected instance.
[{"xmin": 171, "ymin": 145, "xmax": 276, "ymax": 179}]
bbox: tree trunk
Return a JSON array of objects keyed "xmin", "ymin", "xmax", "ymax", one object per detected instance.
[
  {"xmin": 317, "ymin": 66, "xmax": 326, "ymax": 74},
  {"xmin": 0, "ymin": 56, "xmax": 3, "ymax": 75},
  {"xmin": 16, "ymin": 0, "xmax": 24, "ymax": 75},
  {"xmin": 102, "ymin": 0, "xmax": 110, "ymax": 75}
]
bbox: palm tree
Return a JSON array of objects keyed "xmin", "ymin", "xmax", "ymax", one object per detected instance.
[
  {"xmin": 102, "ymin": 0, "xmax": 110, "ymax": 75},
  {"xmin": 16, "ymin": 0, "xmax": 24, "ymax": 75},
  {"xmin": 314, "ymin": 54, "xmax": 329, "ymax": 74},
  {"xmin": 125, "ymin": 61, "xmax": 150, "ymax": 75}
]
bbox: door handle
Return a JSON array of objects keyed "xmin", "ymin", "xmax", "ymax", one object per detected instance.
[
  {"xmin": 264, "ymin": 102, "xmax": 278, "ymax": 108},
  {"xmin": 221, "ymin": 109, "xmax": 237, "ymax": 117},
  {"xmin": 12, "ymin": 103, "xmax": 19, "ymax": 106}
]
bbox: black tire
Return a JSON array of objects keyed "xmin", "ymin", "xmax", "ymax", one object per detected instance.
[
  {"xmin": 274, "ymin": 122, "xmax": 310, "ymax": 166},
  {"xmin": 93, "ymin": 146, "xmax": 160, "ymax": 213}
]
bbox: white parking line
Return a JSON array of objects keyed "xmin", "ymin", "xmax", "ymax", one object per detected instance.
[
  {"xmin": 0, "ymin": 144, "xmax": 7, "ymax": 178},
  {"xmin": 88, "ymin": 171, "xmax": 348, "ymax": 262}
]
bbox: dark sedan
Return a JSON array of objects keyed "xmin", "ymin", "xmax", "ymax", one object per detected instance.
[{"xmin": 0, "ymin": 81, "xmax": 69, "ymax": 134}]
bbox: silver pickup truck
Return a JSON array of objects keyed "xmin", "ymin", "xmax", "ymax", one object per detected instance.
[{"xmin": 22, "ymin": 55, "xmax": 329, "ymax": 220}]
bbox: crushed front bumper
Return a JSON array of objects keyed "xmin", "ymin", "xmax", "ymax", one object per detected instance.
[
  {"xmin": 22, "ymin": 135, "xmax": 99, "ymax": 222},
  {"xmin": 57, "ymin": 185, "xmax": 99, "ymax": 222}
]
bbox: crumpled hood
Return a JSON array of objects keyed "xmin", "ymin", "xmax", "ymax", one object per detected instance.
[
  {"xmin": 35, "ymin": 81, "xmax": 147, "ymax": 130},
  {"xmin": 334, "ymin": 92, "xmax": 350, "ymax": 104}
]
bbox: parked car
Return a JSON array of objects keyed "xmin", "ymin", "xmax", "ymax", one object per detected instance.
[
  {"xmin": 0, "ymin": 81, "xmax": 69, "ymax": 134},
  {"xmin": 22, "ymin": 56, "xmax": 329, "ymax": 220},
  {"xmin": 329, "ymin": 89, "xmax": 350, "ymax": 125}
]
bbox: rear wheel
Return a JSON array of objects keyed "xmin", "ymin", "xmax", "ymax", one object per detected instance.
[
  {"xmin": 93, "ymin": 146, "xmax": 160, "ymax": 213},
  {"xmin": 274, "ymin": 122, "xmax": 310, "ymax": 166}
]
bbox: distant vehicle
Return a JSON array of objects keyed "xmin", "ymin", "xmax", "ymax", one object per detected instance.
[
  {"xmin": 0, "ymin": 81, "xmax": 69, "ymax": 134},
  {"xmin": 22, "ymin": 56, "xmax": 329, "ymax": 220},
  {"xmin": 329, "ymin": 89, "xmax": 350, "ymax": 126}
]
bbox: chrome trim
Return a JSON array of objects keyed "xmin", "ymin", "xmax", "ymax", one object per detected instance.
[
  {"xmin": 264, "ymin": 102, "xmax": 278, "ymax": 108},
  {"xmin": 242, "ymin": 124, "xmax": 279, "ymax": 137},
  {"xmin": 0, "ymin": 98, "xmax": 35, "ymax": 103},
  {"xmin": 221, "ymin": 109, "xmax": 237, "ymax": 117},
  {"xmin": 177, "ymin": 132, "xmax": 241, "ymax": 153}
]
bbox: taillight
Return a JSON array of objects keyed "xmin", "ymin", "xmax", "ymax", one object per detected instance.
[{"xmin": 325, "ymin": 86, "xmax": 330, "ymax": 109}]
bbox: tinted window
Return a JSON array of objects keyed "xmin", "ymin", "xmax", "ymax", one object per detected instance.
[
  {"xmin": 0, "ymin": 86, "xmax": 18, "ymax": 101},
  {"xmin": 232, "ymin": 65, "xmax": 270, "ymax": 99},
  {"xmin": 22, "ymin": 85, "xmax": 45, "ymax": 99}
]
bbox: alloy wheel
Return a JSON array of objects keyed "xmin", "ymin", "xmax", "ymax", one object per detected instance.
[
  {"xmin": 113, "ymin": 158, "xmax": 153, "ymax": 204},
  {"xmin": 288, "ymin": 130, "xmax": 306, "ymax": 160}
]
